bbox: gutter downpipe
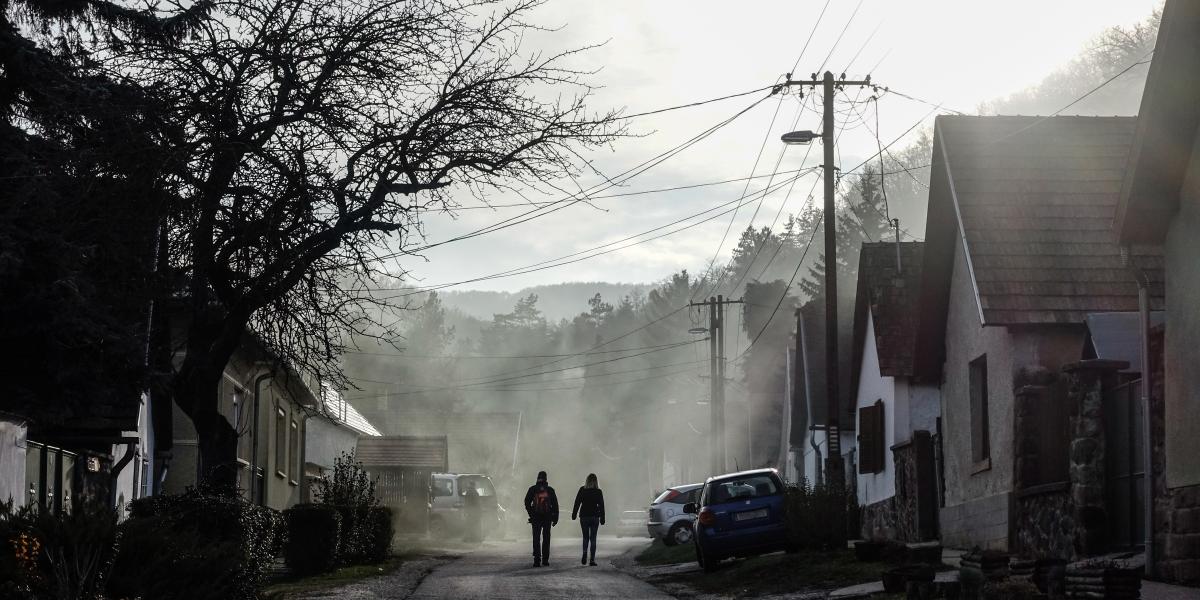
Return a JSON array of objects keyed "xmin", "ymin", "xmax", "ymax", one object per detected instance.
[
  {"xmin": 798, "ymin": 312, "xmax": 822, "ymax": 485},
  {"xmin": 251, "ymin": 372, "xmax": 273, "ymax": 506},
  {"xmin": 1121, "ymin": 245, "xmax": 1155, "ymax": 574}
]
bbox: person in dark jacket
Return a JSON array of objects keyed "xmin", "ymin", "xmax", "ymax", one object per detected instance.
[
  {"xmin": 571, "ymin": 473, "xmax": 606, "ymax": 566},
  {"xmin": 523, "ymin": 470, "xmax": 558, "ymax": 566}
]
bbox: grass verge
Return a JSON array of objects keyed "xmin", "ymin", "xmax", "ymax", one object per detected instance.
[
  {"xmin": 261, "ymin": 556, "xmax": 406, "ymax": 599},
  {"xmin": 635, "ymin": 538, "xmax": 695, "ymax": 566}
]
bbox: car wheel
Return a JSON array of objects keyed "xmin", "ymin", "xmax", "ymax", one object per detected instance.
[
  {"xmin": 667, "ymin": 521, "xmax": 693, "ymax": 546},
  {"xmin": 695, "ymin": 542, "xmax": 719, "ymax": 573}
]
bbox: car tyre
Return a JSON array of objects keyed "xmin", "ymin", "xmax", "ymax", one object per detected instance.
[
  {"xmin": 667, "ymin": 521, "xmax": 693, "ymax": 546},
  {"xmin": 695, "ymin": 542, "xmax": 720, "ymax": 573}
]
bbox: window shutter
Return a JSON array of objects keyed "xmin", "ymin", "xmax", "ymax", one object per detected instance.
[{"xmin": 859, "ymin": 401, "xmax": 885, "ymax": 474}]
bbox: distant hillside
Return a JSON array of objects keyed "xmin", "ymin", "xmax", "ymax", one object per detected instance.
[{"xmin": 441, "ymin": 282, "xmax": 650, "ymax": 322}]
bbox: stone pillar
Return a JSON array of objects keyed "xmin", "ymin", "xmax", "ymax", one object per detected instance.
[{"xmin": 1062, "ymin": 359, "xmax": 1126, "ymax": 557}]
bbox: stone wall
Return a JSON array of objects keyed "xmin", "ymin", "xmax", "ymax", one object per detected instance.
[
  {"xmin": 1012, "ymin": 487, "xmax": 1075, "ymax": 560},
  {"xmin": 860, "ymin": 496, "xmax": 899, "ymax": 543},
  {"xmin": 859, "ymin": 433, "xmax": 938, "ymax": 544},
  {"xmin": 1149, "ymin": 326, "xmax": 1200, "ymax": 584}
]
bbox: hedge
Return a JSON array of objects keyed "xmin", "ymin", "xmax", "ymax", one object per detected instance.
[
  {"xmin": 110, "ymin": 490, "xmax": 282, "ymax": 600},
  {"xmin": 282, "ymin": 504, "xmax": 341, "ymax": 575},
  {"xmin": 361, "ymin": 506, "xmax": 394, "ymax": 564}
]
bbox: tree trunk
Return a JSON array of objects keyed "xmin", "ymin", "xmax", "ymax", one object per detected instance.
[{"xmin": 175, "ymin": 359, "xmax": 240, "ymax": 495}]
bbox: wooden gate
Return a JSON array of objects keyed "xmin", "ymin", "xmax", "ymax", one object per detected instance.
[{"xmin": 1102, "ymin": 379, "xmax": 1145, "ymax": 550}]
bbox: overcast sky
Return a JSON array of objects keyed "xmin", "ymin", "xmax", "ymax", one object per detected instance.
[{"xmin": 391, "ymin": 0, "xmax": 1160, "ymax": 294}]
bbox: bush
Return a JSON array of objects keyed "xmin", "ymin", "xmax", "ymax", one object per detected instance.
[
  {"xmin": 784, "ymin": 479, "xmax": 849, "ymax": 551},
  {"xmin": 361, "ymin": 506, "xmax": 394, "ymax": 564},
  {"xmin": 330, "ymin": 505, "xmax": 365, "ymax": 564},
  {"xmin": 110, "ymin": 490, "xmax": 282, "ymax": 600},
  {"xmin": 0, "ymin": 500, "xmax": 120, "ymax": 600},
  {"xmin": 283, "ymin": 504, "xmax": 341, "ymax": 575}
]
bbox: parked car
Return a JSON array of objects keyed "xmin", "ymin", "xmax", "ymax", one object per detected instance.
[
  {"xmin": 429, "ymin": 473, "xmax": 505, "ymax": 539},
  {"xmin": 647, "ymin": 483, "xmax": 703, "ymax": 546},
  {"xmin": 684, "ymin": 468, "xmax": 790, "ymax": 572},
  {"xmin": 615, "ymin": 509, "xmax": 651, "ymax": 538}
]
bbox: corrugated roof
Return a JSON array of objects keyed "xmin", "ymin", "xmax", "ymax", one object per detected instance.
[
  {"xmin": 932, "ymin": 115, "xmax": 1164, "ymax": 325},
  {"xmin": 852, "ymin": 242, "xmax": 925, "ymax": 380},
  {"xmin": 356, "ymin": 436, "xmax": 447, "ymax": 469}
]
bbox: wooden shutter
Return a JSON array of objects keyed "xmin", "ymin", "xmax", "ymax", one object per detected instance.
[{"xmin": 859, "ymin": 400, "xmax": 885, "ymax": 474}]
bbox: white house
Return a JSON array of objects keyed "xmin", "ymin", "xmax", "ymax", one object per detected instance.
[{"xmin": 851, "ymin": 242, "xmax": 941, "ymax": 543}]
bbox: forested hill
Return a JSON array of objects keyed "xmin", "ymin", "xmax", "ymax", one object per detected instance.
[{"xmin": 440, "ymin": 282, "xmax": 650, "ymax": 322}]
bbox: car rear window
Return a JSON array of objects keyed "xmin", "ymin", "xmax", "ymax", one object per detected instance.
[
  {"xmin": 458, "ymin": 475, "xmax": 495, "ymax": 496},
  {"xmin": 707, "ymin": 475, "xmax": 779, "ymax": 503}
]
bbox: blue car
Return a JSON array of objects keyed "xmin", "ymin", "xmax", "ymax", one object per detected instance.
[{"xmin": 684, "ymin": 468, "xmax": 791, "ymax": 572}]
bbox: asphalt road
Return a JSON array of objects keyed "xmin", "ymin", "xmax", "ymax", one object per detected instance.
[{"xmin": 407, "ymin": 535, "xmax": 674, "ymax": 600}]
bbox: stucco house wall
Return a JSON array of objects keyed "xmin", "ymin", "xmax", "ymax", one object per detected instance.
[
  {"xmin": 939, "ymin": 241, "xmax": 1017, "ymax": 550},
  {"xmin": 1165, "ymin": 129, "xmax": 1200, "ymax": 490},
  {"xmin": 856, "ymin": 313, "xmax": 900, "ymax": 508}
]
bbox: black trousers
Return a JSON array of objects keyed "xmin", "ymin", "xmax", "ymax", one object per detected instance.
[{"xmin": 531, "ymin": 520, "xmax": 552, "ymax": 562}]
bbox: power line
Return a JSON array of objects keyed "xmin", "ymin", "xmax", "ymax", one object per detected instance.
[
  {"xmin": 618, "ymin": 85, "xmax": 778, "ymax": 120},
  {"xmin": 343, "ymin": 339, "xmax": 705, "ymax": 360},
  {"xmin": 789, "ymin": 0, "xmax": 832, "ymax": 76},
  {"xmin": 365, "ymin": 169, "xmax": 818, "ymax": 297}
]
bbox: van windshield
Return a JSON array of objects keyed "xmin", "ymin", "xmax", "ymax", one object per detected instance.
[{"xmin": 458, "ymin": 475, "xmax": 495, "ymax": 496}]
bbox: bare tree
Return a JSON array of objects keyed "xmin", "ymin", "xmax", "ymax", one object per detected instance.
[{"xmin": 120, "ymin": 0, "xmax": 622, "ymax": 487}]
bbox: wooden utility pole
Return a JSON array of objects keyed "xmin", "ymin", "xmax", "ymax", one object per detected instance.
[
  {"xmin": 779, "ymin": 71, "xmax": 871, "ymax": 490},
  {"xmin": 690, "ymin": 295, "xmax": 743, "ymax": 476}
]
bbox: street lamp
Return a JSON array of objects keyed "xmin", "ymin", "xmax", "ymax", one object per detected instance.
[
  {"xmin": 780, "ymin": 130, "xmax": 819, "ymax": 145},
  {"xmin": 688, "ymin": 327, "xmax": 709, "ymax": 335}
]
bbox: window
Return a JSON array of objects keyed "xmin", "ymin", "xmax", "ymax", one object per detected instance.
[
  {"xmin": 433, "ymin": 479, "xmax": 454, "ymax": 497},
  {"xmin": 970, "ymin": 355, "xmax": 991, "ymax": 467},
  {"xmin": 858, "ymin": 400, "xmax": 885, "ymax": 474},
  {"xmin": 706, "ymin": 475, "xmax": 780, "ymax": 504},
  {"xmin": 275, "ymin": 407, "xmax": 287, "ymax": 477},
  {"xmin": 288, "ymin": 420, "xmax": 299, "ymax": 484}
]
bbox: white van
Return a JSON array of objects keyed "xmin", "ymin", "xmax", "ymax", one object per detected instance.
[{"xmin": 429, "ymin": 473, "xmax": 506, "ymax": 539}]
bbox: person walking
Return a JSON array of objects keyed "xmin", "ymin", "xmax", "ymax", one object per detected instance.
[
  {"xmin": 523, "ymin": 470, "xmax": 558, "ymax": 567},
  {"xmin": 462, "ymin": 480, "xmax": 482, "ymax": 543},
  {"xmin": 571, "ymin": 473, "xmax": 605, "ymax": 566}
]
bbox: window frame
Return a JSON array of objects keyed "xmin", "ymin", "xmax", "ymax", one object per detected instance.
[
  {"xmin": 858, "ymin": 400, "xmax": 886, "ymax": 474},
  {"xmin": 969, "ymin": 354, "xmax": 991, "ymax": 472},
  {"xmin": 274, "ymin": 406, "xmax": 287, "ymax": 479},
  {"xmin": 288, "ymin": 419, "xmax": 299, "ymax": 485}
]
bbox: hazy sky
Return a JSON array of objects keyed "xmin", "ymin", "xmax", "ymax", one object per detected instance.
[{"xmin": 393, "ymin": 0, "xmax": 1160, "ymax": 294}]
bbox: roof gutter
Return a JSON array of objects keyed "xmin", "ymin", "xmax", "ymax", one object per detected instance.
[{"xmin": 936, "ymin": 127, "xmax": 987, "ymax": 326}]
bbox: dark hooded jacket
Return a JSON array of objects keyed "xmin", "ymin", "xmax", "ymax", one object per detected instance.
[{"xmin": 524, "ymin": 478, "xmax": 559, "ymax": 524}]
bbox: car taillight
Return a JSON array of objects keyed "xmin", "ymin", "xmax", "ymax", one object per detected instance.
[
  {"xmin": 662, "ymin": 489, "xmax": 682, "ymax": 503},
  {"xmin": 698, "ymin": 507, "xmax": 716, "ymax": 527}
]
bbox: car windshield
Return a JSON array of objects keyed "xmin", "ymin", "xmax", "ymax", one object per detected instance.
[
  {"xmin": 707, "ymin": 475, "xmax": 778, "ymax": 504},
  {"xmin": 458, "ymin": 475, "xmax": 495, "ymax": 496}
]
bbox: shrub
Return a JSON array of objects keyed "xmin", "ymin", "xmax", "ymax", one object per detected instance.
[
  {"xmin": 784, "ymin": 478, "xmax": 849, "ymax": 550},
  {"xmin": 0, "ymin": 500, "xmax": 121, "ymax": 600},
  {"xmin": 110, "ymin": 490, "xmax": 282, "ymax": 600},
  {"xmin": 361, "ymin": 506, "xmax": 394, "ymax": 564},
  {"xmin": 283, "ymin": 504, "xmax": 341, "ymax": 575},
  {"xmin": 311, "ymin": 450, "xmax": 393, "ymax": 565}
]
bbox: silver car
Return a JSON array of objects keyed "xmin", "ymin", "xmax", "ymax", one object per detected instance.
[{"xmin": 646, "ymin": 483, "xmax": 703, "ymax": 546}]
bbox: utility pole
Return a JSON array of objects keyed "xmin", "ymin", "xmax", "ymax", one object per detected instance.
[
  {"xmin": 779, "ymin": 71, "xmax": 871, "ymax": 491},
  {"xmin": 690, "ymin": 295, "xmax": 743, "ymax": 476}
]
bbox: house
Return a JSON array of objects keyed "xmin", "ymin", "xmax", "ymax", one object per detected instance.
[
  {"xmin": 1113, "ymin": 0, "xmax": 1200, "ymax": 583},
  {"xmin": 793, "ymin": 298, "xmax": 857, "ymax": 488},
  {"xmin": 915, "ymin": 114, "xmax": 1163, "ymax": 552},
  {"xmin": 303, "ymin": 383, "xmax": 382, "ymax": 500},
  {"xmin": 162, "ymin": 336, "xmax": 379, "ymax": 512},
  {"xmin": 851, "ymin": 242, "xmax": 941, "ymax": 543}
]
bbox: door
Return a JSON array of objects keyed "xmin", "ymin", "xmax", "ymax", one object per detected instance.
[{"xmin": 1103, "ymin": 379, "xmax": 1145, "ymax": 550}]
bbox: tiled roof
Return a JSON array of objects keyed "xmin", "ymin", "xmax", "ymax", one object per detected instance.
[
  {"xmin": 320, "ymin": 385, "xmax": 381, "ymax": 437},
  {"xmin": 930, "ymin": 115, "xmax": 1164, "ymax": 325},
  {"xmin": 356, "ymin": 436, "xmax": 447, "ymax": 469},
  {"xmin": 852, "ymin": 242, "xmax": 925, "ymax": 379}
]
